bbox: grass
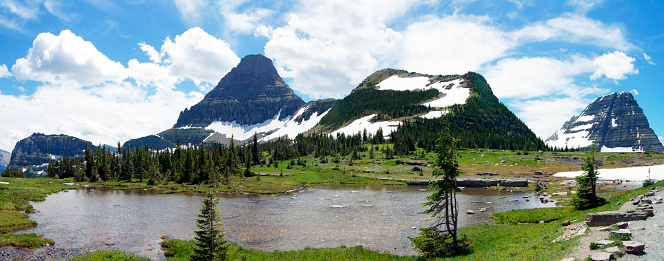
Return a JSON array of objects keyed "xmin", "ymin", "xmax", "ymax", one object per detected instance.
[
  {"xmin": 0, "ymin": 233, "xmax": 54, "ymax": 248},
  {"xmin": 69, "ymin": 250, "xmax": 151, "ymax": 261},
  {"xmin": 0, "ymin": 177, "xmax": 73, "ymax": 233},
  {"xmin": 162, "ymin": 239, "xmax": 413, "ymax": 261}
]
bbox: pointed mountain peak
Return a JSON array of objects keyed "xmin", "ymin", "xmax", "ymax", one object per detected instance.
[{"xmin": 174, "ymin": 54, "xmax": 304, "ymax": 128}]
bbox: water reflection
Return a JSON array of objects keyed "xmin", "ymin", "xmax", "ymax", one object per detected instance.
[{"xmin": 21, "ymin": 185, "xmax": 556, "ymax": 259}]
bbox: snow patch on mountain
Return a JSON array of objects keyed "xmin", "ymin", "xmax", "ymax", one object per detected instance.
[
  {"xmin": 331, "ymin": 114, "xmax": 399, "ymax": 139},
  {"xmin": 555, "ymin": 164, "xmax": 664, "ymax": 181},
  {"xmin": 377, "ymin": 76, "xmax": 469, "ymax": 108},
  {"xmin": 262, "ymin": 106, "xmax": 331, "ymax": 141},
  {"xmin": 205, "ymin": 111, "xmax": 288, "ymax": 141},
  {"xmin": 420, "ymin": 110, "xmax": 448, "ymax": 119},
  {"xmin": 547, "ymin": 129, "xmax": 592, "ymax": 149}
]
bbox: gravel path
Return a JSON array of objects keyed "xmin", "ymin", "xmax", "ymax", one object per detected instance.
[
  {"xmin": 620, "ymin": 188, "xmax": 663, "ymax": 261},
  {"xmin": 564, "ymin": 187, "xmax": 664, "ymax": 261}
]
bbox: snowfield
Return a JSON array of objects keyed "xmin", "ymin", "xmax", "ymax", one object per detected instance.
[
  {"xmin": 600, "ymin": 146, "xmax": 644, "ymax": 153},
  {"xmin": 555, "ymin": 164, "xmax": 664, "ymax": 181},
  {"xmin": 205, "ymin": 111, "xmax": 289, "ymax": 141},
  {"xmin": 546, "ymin": 129, "xmax": 593, "ymax": 149},
  {"xmin": 377, "ymin": 76, "xmax": 470, "ymax": 110},
  {"xmin": 331, "ymin": 114, "xmax": 399, "ymax": 139},
  {"xmin": 261, "ymin": 106, "xmax": 331, "ymax": 141},
  {"xmin": 420, "ymin": 110, "xmax": 447, "ymax": 119}
]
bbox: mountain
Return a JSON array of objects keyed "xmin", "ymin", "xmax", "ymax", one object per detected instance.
[
  {"xmin": 174, "ymin": 54, "xmax": 305, "ymax": 128},
  {"xmin": 8, "ymin": 133, "xmax": 97, "ymax": 177},
  {"xmin": 313, "ymin": 69, "xmax": 545, "ymax": 151},
  {"xmin": 546, "ymin": 92, "xmax": 664, "ymax": 152},
  {"xmin": 0, "ymin": 149, "xmax": 10, "ymax": 173},
  {"xmin": 124, "ymin": 54, "xmax": 328, "ymax": 148}
]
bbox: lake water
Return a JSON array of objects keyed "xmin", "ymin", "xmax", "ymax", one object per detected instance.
[{"xmin": 20, "ymin": 185, "xmax": 556, "ymax": 259}]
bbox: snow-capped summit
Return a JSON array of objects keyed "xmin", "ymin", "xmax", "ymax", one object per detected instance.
[{"xmin": 546, "ymin": 92, "xmax": 663, "ymax": 152}]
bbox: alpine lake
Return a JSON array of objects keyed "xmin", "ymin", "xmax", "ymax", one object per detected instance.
[{"xmin": 18, "ymin": 184, "xmax": 557, "ymax": 260}]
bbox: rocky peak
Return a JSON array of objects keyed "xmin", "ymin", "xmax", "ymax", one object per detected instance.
[
  {"xmin": 174, "ymin": 54, "xmax": 305, "ymax": 128},
  {"xmin": 546, "ymin": 92, "xmax": 663, "ymax": 152}
]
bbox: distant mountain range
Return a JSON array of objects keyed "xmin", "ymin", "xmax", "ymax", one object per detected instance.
[
  {"xmin": 8, "ymin": 54, "xmax": 661, "ymax": 176},
  {"xmin": 546, "ymin": 92, "xmax": 664, "ymax": 152}
]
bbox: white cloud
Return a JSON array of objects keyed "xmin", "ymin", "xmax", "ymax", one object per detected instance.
[
  {"xmin": 0, "ymin": 64, "xmax": 11, "ymax": 78},
  {"xmin": 484, "ymin": 56, "xmax": 596, "ymax": 99},
  {"xmin": 173, "ymin": 0, "xmax": 207, "ymax": 26},
  {"xmin": 44, "ymin": 0, "xmax": 75, "ymax": 21},
  {"xmin": 225, "ymin": 8, "xmax": 272, "ymax": 33},
  {"xmin": 643, "ymin": 53, "xmax": 656, "ymax": 65},
  {"xmin": 0, "ymin": 82, "xmax": 203, "ymax": 151},
  {"xmin": 138, "ymin": 42, "xmax": 162, "ymax": 63},
  {"xmin": 631, "ymin": 89, "xmax": 639, "ymax": 95},
  {"xmin": 509, "ymin": 98, "xmax": 590, "ymax": 139},
  {"xmin": 660, "ymin": 136, "xmax": 663, "ymax": 143},
  {"xmin": 12, "ymin": 30, "xmax": 128, "ymax": 86},
  {"xmin": 567, "ymin": 0, "xmax": 604, "ymax": 14},
  {"xmin": 259, "ymin": 0, "xmax": 413, "ymax": 99},
  {"xmin": 513, "ymin": 13, "xmax": 635, "ymax": 51},
  {"xmin": 160, "ymin": 27, "xmax": 240, "ymax": 85},
  {"xmin": 0, "ymin": 0, "xmax": 40, "ymax": 21},
  {"xmin": 398, "ymin": 14, "xmax": 514, "ymax": 75},
  {"xmin": 591, "ymin": 51, "xmax": 638, "ymax": 80}
]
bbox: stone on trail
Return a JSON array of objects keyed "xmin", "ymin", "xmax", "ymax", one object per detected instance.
[
  {"xmin": 595, "ymin": 240, "xmax": 615, "ymax": 246},
  {"xmin": 622, "ymin": 241, "xmax": 645, "ymax": 254},
  {"xmin": 604, "ymin": 246, "xmax": 621, "ymax": 254},
  {"xmin": 615, "ymin": 222, "xmax": 628, "ymax": 229},
  {"xmin": 562, "ymin": 220, "xmax": 571, "ymax": 226},
  {"xmin": 610, "ymin": 229, "xmax": 632, "ymax": 238},
  {"xmin": 590, "ymin": 252, "xmax": 613, "ymax": 261}
]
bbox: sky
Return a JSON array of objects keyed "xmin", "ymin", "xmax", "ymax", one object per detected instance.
[{"xmin": 0, "ymin": 0, "xmax": 663, "ymax": 152}]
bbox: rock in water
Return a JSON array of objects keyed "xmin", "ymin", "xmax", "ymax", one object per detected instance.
[
  {"xmin": 546, "ymin": 92, "xmax": 664, "ymax": 152},
  {"xmin": 174, "ymin": 54, "xmax": 305, "ymax": 128}
]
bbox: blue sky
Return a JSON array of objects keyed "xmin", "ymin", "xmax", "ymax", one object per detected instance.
[{"xmin": 0, "ymin": 0, "xmax": 662, "ymax": 151}]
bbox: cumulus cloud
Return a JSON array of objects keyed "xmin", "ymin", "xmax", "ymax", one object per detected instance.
[
  {"xmin": 591, "ymin": 51, "xmax": 638, "ymax": 80},
  {"xmin": 160, "ymin": 27, "xmax": 240, "ymax": 85},
  {"xmin": 0, "ymin": 82, "xmax": 203, "ymax": 151},
  {"xmin": 660, "ymin": 136, "xmax": 664, "ymax": 143},
  {"xmin": 1, "ymin": 28, "xmax": 239, "ymax": 151},
  {"xmin": 398, "ymin": 15, "xmax": 514, "ymax": 75},
  {"xmin": 508, "ymin": 98, "xmax": 590, "ymax": 139},
  {"xmin": 630, "ymin": 89, "xmax": 639, "ymax": 95},
  {"xmin": 0, "ymin": 64, "xmax": 11, "ymax": 78},
  {"xmin": 259, "ymin": 0, "xmax": 413, "ymax": 99},
  {"xmin": 12, "ymin": 30, "xmax": 128, "ymax": 86}
]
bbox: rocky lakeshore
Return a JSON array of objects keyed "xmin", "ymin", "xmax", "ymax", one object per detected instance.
[{"xmin": 0, "ymin": 247, "xmax": 93, "ymax": 261}]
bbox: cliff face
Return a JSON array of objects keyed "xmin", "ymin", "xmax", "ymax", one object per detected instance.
[
  {"xmin": 546, "ymin": 92, "xmax": 664, "ymax": 152},
  {"xmin": 174, "ymin": 54, "xmax": 305, "ymax": 128},
  {"xmin": 8, "ymin": 133, "xmax": 96, "ymax": 177},
  {"xmin": 0, "ymin": 149, "xmax": 9, "ymax": 172}
]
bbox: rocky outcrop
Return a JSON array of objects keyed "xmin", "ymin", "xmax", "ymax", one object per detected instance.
[
  {"xmin": 409, "ymin": 179, "xmax": 528, "ymax": 187},
  {"xmin": 546, "ymin": 92, "xmax": 664, "ymax": 152},
  {"xmin": 174, "ymin": 54, "xmax": 305, "ymax": 128},
  {"xmin": 585, "ymin": 211, "xmax": 650, "ymax": 226}
]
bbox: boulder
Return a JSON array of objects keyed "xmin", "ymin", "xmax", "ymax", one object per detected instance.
[
  {"xmin": 622, "ymin": 241, "xmax": 645, "ymax": 254},
  {"xmin": 595, "ymin": 240, "xmax": 615, "ymax": 246},
  {"xmin": 590, "ymin": 252, "xmax": 613, "ymax": 261},
  {"xmin": 586, "ymin": 211, "xmax": 649, "ymax": 226},
  {"xmin": 615, "ymin": 222, "xmax": 628, "ymax": 229},
  {"xmin": 562, "ymin": 220, "xmax": 571, "ymax": 226}
]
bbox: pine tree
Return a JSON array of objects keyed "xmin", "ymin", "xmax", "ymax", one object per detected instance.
[
  {"xmin": 571, "ymin": 147, "xmax": 607, "ymax": 210},
  {"xmin": 192, "ymin": 192, "xmax": 228, "ymax": 261},
  {"xmin": 409, "ymin": 132, "xmax": 471, "ymax": 257}
]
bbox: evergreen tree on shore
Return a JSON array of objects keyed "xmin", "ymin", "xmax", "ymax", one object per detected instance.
[{"xmin": 192, "ymin": 192, "xmax": 228, "ymax": 261}]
